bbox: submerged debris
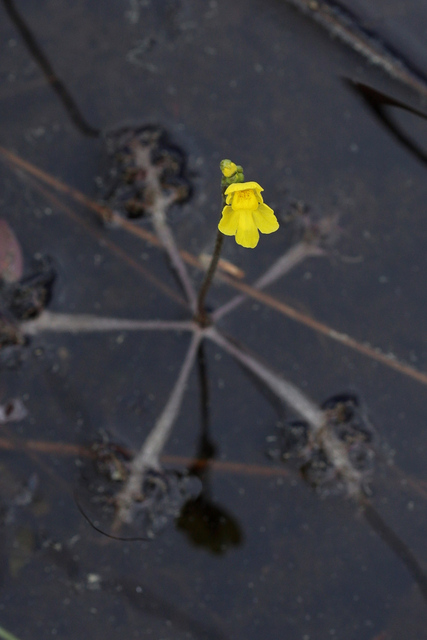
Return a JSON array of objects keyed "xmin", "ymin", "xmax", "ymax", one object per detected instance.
[
  {"xmin": 3, "ymin": 255, "xmax": 56, "ymax": 322},
  {"xmin": 0, "ymin": 253, "xmax": 56, "ymax": 349},
  {"xmin": 100, "ymin": 124, "xmax": 192, "ymax": 219},
  {"xmin": 78, "ymin": 437, "xmax": 201, "ymax": 539}
]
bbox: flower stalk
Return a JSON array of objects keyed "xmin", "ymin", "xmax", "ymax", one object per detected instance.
[
  {"xmin": 195, "ymin": 229, "xmax": 224, "ymax": 326},
  {"xmin": 195, "ymin": 159, "xmax": 279, "ymax": 324},
  {"xmin": 194, "ymin": 159, "xmax": 245, "ymax": 326}
]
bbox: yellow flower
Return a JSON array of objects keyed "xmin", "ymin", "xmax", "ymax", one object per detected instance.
[{"xmin": 218, "ymin": 181, "xmax": 279, "ymax": 248}]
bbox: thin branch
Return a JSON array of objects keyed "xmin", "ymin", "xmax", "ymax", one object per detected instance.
[
  {"xmin": 1, "ymin": 0, "xmax": 99, "ymax": 137},
  {"xmin": 150, "ymin": 204, "xmax": 198, "ymax": 313},
  {"xmin": 135, "ymin": 143, "xmax": 197, "ymax": 313},
  {"xmin": 4, "ymin": 435, "xmax": 427, "ymax": 499},
  {"xmin": 22, "ymin": 311, "xmax": 195, "ymax": 335},
  {"xmin": 206, "ymin": 327, "xmax": 324, "ymax": 430},
  {"xmin": 114, "ymin": 330, "xmax": 202, "ymax": 524},
  {"xmin": 360, "ymin": 495, "xmax": 427, "ymax": 602},
  {"xmin": 213, "ymin": 241, "xmax": 324, "ymax": 322},
  {"xmin": 0, "ymin": 435, "xmax": 293, "ymax": 478},
  {"xmin": 20, "ymin": 173, "xmax": 187, "ymax": 307},
  {"xmin": 211, "ymin": 277, "xmax": 427, "ymax": 387}
]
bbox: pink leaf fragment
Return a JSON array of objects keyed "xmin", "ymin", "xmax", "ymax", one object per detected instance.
[{"xmin": 0, "ymin": 219, "xmax": 24, "ymax": 283}]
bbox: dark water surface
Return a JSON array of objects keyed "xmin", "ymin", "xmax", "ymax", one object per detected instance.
[{"xmin": 1, "ymin": 1, "xmax": 427, "ymax": 638}]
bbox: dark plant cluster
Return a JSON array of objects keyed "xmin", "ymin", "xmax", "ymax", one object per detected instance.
[{"xmin": 101, "ymin": 125, "xmax": 191, "ymax": 219}]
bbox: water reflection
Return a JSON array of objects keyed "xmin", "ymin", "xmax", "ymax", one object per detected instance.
[{"xmin": 177, "ymin": 345, "xmax": 243, "ymax": 554}]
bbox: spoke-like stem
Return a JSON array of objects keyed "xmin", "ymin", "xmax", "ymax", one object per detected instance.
[
  {"xmin": 150, "ymin": 206, "xmax": 198, "ymax": 313},
  {"xmin": 206, "ymin": 327, "xmax": 324, "ymax": 430},
  {"xmin": 22, "ymin": 311, "xmax": 195, "ymax": 335},
  {"xmin": 195, "ymin": 229, "xmax": 224, "ymax": 326},
  {"xmin": 114, "ymin": 330, "xmax": 203, "ymax": 524},
  {"xmin": 213, "ymin": 241, "xmax": 324, "ymax": 322},
  {"xmin": 135, "ymin": 140, "xmax": 197, "ymax": 313},
  {"xmin": 206, "ymin": 328, "xmax": 363, "ymax": 496}
]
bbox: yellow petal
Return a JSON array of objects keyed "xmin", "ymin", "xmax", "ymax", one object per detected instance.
[
  {"xmin": 225, "ymin": 181, "xmax": 263, "ymax": 196},
  {"xmin": 218, "ymin": 206, "xmax": 240, "ymax": 236},
  {"xmin": 253, "ymin": 203, "xmax": 279, "ymax": 234},
  {"xmin": 235, "ymin": 211, "xmax": 259, "ymax": 248},
  {"xmin": 231, "ymin": 189, "xmax": 258, "ymax": 211}
]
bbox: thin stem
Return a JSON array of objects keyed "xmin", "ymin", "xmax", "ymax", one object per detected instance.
[
  {"xmin": 2, "ymin": 0, "xmax": 99, "ymax": 136},
  {"xmin": 133, "ymin": 140, "xmax": 197, "ymax": 312},
  {"xmin": 22, "ymin": 311, "xmax": 195, "ymax": 335},
  {"xmin": 150, "ymin": 206, "xmax": 198, "ymax": 313},
  {"xmin": 206, "ymin": 327, "xmax": 324, "ymax": 430},
  {"xmin": 196, "ymin": 229, "xmax": 224, "ymax": 325},
  {"xmin": 114, "ymin": 330, "xmax": 202, "ymax": 524},
  {"xmin": 360, "ymin": 496, "xmax": 427, "ymax": 602},
  {"xmin": 213, "ymin": 241, "xmax": 324, "ymax": 322}
]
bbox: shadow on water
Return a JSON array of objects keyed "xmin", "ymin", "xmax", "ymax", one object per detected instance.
[
  {"xmin": 346, "ymin": 80, "xmax": 427, "ymax": 166},
  {"xmin": 177, "ymin": 344, "xmax": 244, "ymax": 554}
]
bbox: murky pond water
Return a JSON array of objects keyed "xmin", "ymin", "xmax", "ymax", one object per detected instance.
[{"xmin": 1, "ymin": 0, "xmax": 427, "ymax": 638}]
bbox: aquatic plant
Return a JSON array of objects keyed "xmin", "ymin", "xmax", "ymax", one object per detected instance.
[{"xmin": 3, "ymin": 1, "xmax": 427, "ymax": 637}]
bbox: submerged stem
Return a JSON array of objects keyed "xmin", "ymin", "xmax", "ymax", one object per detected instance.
[
  {"xmin": 206, "ymin": 327, "xmax": 324, "ymax": 430},
  {"xmin": 22, "ymin": 311, "xmax": 195, "ymax": 335},
  {"xmin": 150, "ymin": 206, "xmax": 198, "ymax": 313},
  {"xmin": 206, "ymin": 328, "xmax": 364, "ymax": 496},
  {"xmin": 114, "ymin": 330, "xmax": 202, "ymax": 524},
  {"xmin": 360, "ymin": 496, "xmax": 427, "ymax": 602}
]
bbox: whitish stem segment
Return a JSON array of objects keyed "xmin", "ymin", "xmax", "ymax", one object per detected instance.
[
  {"xmin": 212, "ymin": 241, "xmax": 324, "ymax": 322},
  {"xmin": 22, "ymin": 311, "xmax": 195, "ymax": 335},
  {"xmin": 150, "ymin": 206, "xmax": 198, "ymax": 313},
  {"xmin": 206, "ymin": 327, "xmax": 324, "ymax": 430},
  {"xmin": 114, "ymin": 330, "xmax": 202, "ymax": 524},
  {"xmin": 206, "ymin": 328, "xmax": 363, "ymax": 496},
  {"xmin": 136, "ymin": 141, "xmax": 197, "ymax": 313}
]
